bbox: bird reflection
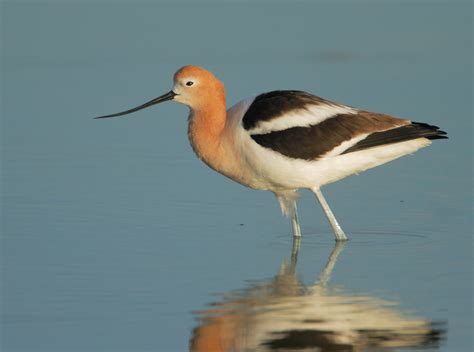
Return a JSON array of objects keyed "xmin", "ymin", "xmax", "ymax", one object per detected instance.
[{"xmin": 190, "ymin": 239, "xmax": 445, "ymax": 351}]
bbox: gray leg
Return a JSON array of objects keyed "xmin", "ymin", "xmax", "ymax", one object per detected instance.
[
  {"xmin": 312, "ymin": 188, "xmax": 348, "ymax": 241},
  {"xmin": 274, "ymin": 191, "xmax": 302, "ymax": 238},
  {"xmin": 317, "ymin": 241, "xmax": 347, "ymax": 287},
  {"xmin": 291, "ymin": 204, "xmax": 302, "ymax": 238},
  {"xmin": 290, "ymin": 236, "xmax": 301, "ymax": 267}
]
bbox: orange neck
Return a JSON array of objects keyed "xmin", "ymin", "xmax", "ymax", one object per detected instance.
[
  {"xmin": 188, "ymin": 97, "xmax": 250, "ymax": 186},
  {"xmin": 186, "ymin": 83, "xmax": 256, "ymax": 187},
  {"xmin": 188, "ymin": 98, "xmax": 227, "ymax": 169}
]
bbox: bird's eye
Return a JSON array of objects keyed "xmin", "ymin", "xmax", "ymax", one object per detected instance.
[{"xmin": 186, "ymin": 81, "xmax": 194, "ymax": 87}]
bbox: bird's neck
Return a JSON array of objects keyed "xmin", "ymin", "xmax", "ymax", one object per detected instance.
[{"xmin": 187, "ymin": 101, "xmax": 243, "ymax": 182}]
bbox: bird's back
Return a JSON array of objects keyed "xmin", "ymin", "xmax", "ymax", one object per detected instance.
[{"xmin": 224, "ymin": 90, "xmax": 446, "ymax": 190}]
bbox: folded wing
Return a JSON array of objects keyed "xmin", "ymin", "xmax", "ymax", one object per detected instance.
[{"xmin": 243, "ymin": 90, "xmax": 447, "ymax": 160}]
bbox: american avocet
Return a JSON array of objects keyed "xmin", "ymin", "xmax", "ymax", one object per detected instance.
[{"xmin": 95, "ymin": 65, "xmax": 447, "ymax": 241}]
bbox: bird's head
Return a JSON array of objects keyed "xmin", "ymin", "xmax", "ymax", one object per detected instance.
[{"xmin": 94, "ymin": 65, "xmax": 225, "ymax": 119}]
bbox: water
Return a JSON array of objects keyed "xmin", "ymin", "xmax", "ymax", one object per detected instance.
[{"xmin": 1, "ymin": 1, "xmax": 472, "ymax": 351}]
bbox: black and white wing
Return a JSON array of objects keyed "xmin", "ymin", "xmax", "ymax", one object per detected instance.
[{"xmin": 241, "ymin": 90, "xmax": 447, "ymax": 160}]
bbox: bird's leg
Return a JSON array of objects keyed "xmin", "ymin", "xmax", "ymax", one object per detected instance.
[
  {"xmin": 317, "ymin": 241, "xmax": 347, "ymax": 287},
  {"xmin": 291, "ymin": 203, "xmax": 302, "ymax": 238},
  {"xmin": 274, "ymin": 191, "xmax": 302, "ymax": 238},
  {"xmin": 312, "ymin": 188, "xmax": 348, "ymax": 241},
  {"xmin": 290, "ymin": 236, "xmax": 301, "ymax": 267}
]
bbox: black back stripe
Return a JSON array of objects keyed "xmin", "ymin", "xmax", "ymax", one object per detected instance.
[
  {"xmin": 242, "ymin": 90, "xmax": 333, "ymax": 131},
  {"xmin": 341, "ymin": 122, "xmax": 448, "ymax": 154},
  {"xmin": 252, "ymin": 125, "xmax": 328, "ymax": 160},
  {"xmin": 250, "ymin": 112, "xmax": 407, "ymax": 160}
]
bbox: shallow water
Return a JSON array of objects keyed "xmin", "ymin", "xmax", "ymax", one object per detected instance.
[{"xmin": 2, "ymin": 2, "xmax": 472, "ymax": 351}]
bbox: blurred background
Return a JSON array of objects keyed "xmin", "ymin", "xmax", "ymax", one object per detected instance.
[{"xmin": 2, "ymin": 1, "xmax": 472, "ymax": 351}]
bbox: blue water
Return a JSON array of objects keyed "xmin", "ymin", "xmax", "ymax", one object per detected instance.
[{"xmin": 2, "ymin": 2, "xmax": 472, "ymax": 351}]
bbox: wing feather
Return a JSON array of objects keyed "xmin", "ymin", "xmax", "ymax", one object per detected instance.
[
  {"xmin": 250, "ymin": 109, "xmax": 409, "ymax": 160},
  {"xmin": 341, "ymin": 122, "xmax": 448, "ymax": 154},
  {"xmin": 242, "ymin": 91, "xmax": 447, "ymax": 160}
]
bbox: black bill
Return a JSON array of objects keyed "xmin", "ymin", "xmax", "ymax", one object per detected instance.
[{"xmin": 94, "ymin": 90, "xmax": 177, "ymax": 119}]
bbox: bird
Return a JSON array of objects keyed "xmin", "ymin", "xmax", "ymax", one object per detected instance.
[{"xmin": 95, "ymin": 65, "xmax": 447, "ymax": 241}]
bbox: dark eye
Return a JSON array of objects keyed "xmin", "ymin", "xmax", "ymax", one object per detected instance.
[{"xmin": 186, "ymin": 81, "xmax": 194, "ymax": 87}]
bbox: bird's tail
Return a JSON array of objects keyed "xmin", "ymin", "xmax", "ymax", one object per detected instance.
[{"xmin": 342, "ymin": 122, "xmax": 448, "ymax": 154}]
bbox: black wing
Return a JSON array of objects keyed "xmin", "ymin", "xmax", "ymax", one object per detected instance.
[
  {"xmin": 341, "ymin": 122, "xmax": 448, "ymax": 154},
  {"xmin": 249, "ymin": 110, "xmax": 410, "ymax": 160},
  {"xmin": 242, "ymin": 90, "xmax": 332, "ymax": 131},
  {"xmin": 244, "ymin": 91, "xmax": 447, "ymax": 160}
]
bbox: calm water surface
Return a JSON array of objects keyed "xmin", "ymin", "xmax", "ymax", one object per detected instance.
[{"xmin": 2, "ymin": 2, "xmax": 472, "ymax": 351}]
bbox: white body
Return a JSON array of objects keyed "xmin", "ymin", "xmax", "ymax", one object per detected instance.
[{"xmin": 223, "ymin": 97, "xmax": 431, "ymax": 192}]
